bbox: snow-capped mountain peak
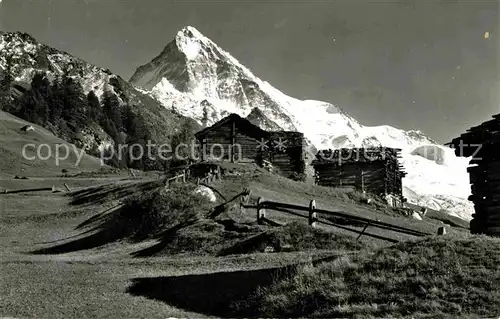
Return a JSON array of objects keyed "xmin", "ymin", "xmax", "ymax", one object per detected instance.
[
  {"xmin": 132, "ymin": 26, "xmax": 472, "ymax": 220},
  {"xmin": 130, "ymin": 26, "xmax": 438, "ymax": 151}
]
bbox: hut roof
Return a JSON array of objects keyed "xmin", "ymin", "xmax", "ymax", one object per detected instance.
[
  {"xmin": 195, "ymin": 113, "xmax": 268, "ymax": 139},
  {"xmin": 194, "ymin": 113, "xmax": 303, "ymax": 139}
]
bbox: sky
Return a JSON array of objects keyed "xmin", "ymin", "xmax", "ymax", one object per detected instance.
[{"xmin": 0, "ymin": 0, "xmax": 499, "ymax": 144}]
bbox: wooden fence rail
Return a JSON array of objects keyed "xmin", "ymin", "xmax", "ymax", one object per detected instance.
[
  {"xmin": 317, "ymin": 218, "xmax": 399, "ymax": 243},
  {"xmin": 260, "ymin": 199, "xmax": 430, "ymax": 237},
  {"xmin": 163, "ymin": 173, "xmax": 186, "ymax": 187},
  {"xmin": 1, "ymin": 187, "xmax": 54, "ymax": 194},
  {"xmin": 245, "ymin": 198, "xmax": 434, "ymax": 243}
]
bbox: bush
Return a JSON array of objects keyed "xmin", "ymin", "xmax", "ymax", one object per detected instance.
[{"xmin": 121, "ymin": 183, "xmax": 214, "ymax": 239}]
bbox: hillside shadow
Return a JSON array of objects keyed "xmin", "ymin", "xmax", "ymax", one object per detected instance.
[
  {"xmin": 130, "ymin": 223, "xmax": 191, "ymax": 258},
  {"xmin": 126, "ymin": 264, "xmax": 301, "ymax": 318},
  {"xmin": 69, "ymin": 180, "xmax": 162, "ymax": 206},
  {"xmin": 30, "ymin": 183, "xmax": 200, "ymax": 255},
  {"xmin": 30, "ymin": 204, "xmax": 134, "ymax": 254},
  {"xmin": 31, "ymin": 180, "xmax": 215, "ymax": 255}
]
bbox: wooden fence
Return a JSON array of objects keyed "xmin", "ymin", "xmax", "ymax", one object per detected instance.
[
  {"xmin": 163, "ymin": 173, "xmax": 186, "ymax": 187},
  {"xmin": 246, "ymin": 198, "xmax": 434, "ymax": 243},
  {"xmin": 196, "ymin": 170, "xmax": 222, "ymax": 185},
  {"xmin": 1, "ymin": 183, "xmax": 74, "ymax": 194}
]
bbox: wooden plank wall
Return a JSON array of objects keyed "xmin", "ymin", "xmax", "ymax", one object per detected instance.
[
  {"xmin": 203, "ymin": 125, "xmax": 232, "ymax": 161},
  {"xmin": 312, "ymin": 148, "xmax": 405, "ymax": 199},
  {"xmin": 265, "ymin": 132, "xmax": 306, "ymax": 179},
  {"xmin": 465, "ymin": 143, "xmax": 500, "ymax": 236},
  {"xmin": 447, "ymin": 115, "xmax": 500, "ymax": 236},
  {"xmin": 314, "ymin": 162, "xmax": 387, "ymax": 195},
  {"xmin": 234, "ymin": 127, "xmax": 260, "ymax": 162},
  {"xmin": 196, "ymin": 117, "xmax": 306, "ymax": 179}
]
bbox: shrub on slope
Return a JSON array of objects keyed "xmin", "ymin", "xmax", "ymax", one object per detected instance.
[
  {"xmin": 121, "ymin": 184, "xmax": 214, "ymax": 240},
  {"xmin": 219, "ymin": 222, "xmax": 367, "ymax": 256}
]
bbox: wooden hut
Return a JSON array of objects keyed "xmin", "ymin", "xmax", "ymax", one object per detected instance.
[
  {"xmin": 265, "ymin": 131, "xmax": 306, "ymax": 178},
  {"xmin": 194, "ymin": 113, "xmax": 306, "ymax": 179},
  {"xmin": 311, "ymin": 147, "xmax": 406, "ymax": 205},
  {"xmin": 447, "ymin": 114, "xmax": 500, "ymax": 236}
]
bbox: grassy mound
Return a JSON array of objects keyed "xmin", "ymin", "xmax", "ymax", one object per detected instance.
[
  {"xmin": 234, "ymin": 236, "xmax": 500, "ymax": 318},
  {"xmin": 33, "ymin": 183, "xmax": 217, "ymax": 254},
  {"xmin": 120, "ymin": 183, "xmax": 215, "ymax": 240},
  {"xmin": 134, "ymin": 220, "xmax": 263, "ymax": 257},
  {"xmin": 122, "ymin": 183, "xmax": 264, "ymax": 256},
  {"xmin": 219, "ymin": 222, "xmax": 367, "ymax": 256},
  {"xmin": 124, "ymin": 183, "xmax": 366, "ymax": 257}
]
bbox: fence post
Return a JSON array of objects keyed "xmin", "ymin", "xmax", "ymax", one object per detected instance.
[
  {"xmin": 216, "ymin": 167, "xmax": 221, "ymax": 181},
  {"xmin": 309, "ymin": 199, "xmax": 317, "ymax": 227},
  {"xmin": 420, "ymin": 207, "xmax": 428, "ymax": 216},
  {"xmin": 357, "ymin": 221, "xmax": 371, "ymax": 241},
  {"xmin": 129, "ymin": 169, "xmax": 136, "ymax": 178},
  {"xmin": 241, "ymin": 189, "xmax": 251, "ymax": 205},
  {"xmin": 437, "ymin": 226, "xmax": 446, "ymax": 235},
  {"xmin": 257, "ymin": 197, "xmax": 266, "ymax": 225},
  {"xmin": 361, "ymin": 170, "xmax": 365, "ymax": 193},
  {"xmin": 182, "ymin": 172, "xmax": 186, "ymax": 183}
]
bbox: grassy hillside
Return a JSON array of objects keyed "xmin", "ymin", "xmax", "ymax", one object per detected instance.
[
  {"xmin": 0, "ymin": 176, "xmax": 356, "ymax": 318},
  {"xmin": 0, "ymin": 110, "xmax": 106, "ymax": 177},
  {"xmin": 0, "ymin": 160, "xmax": 491, "ymax": 318},
  {"xmin": 234, "ymin": 236, "xmax": 500, "ymax": 318},
  {"xmin": 210, "ymin": 161, "xmax": 469, "ymax": 246}
]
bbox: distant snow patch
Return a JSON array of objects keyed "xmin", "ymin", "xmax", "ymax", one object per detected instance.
[
  {"xmin": 411, "ymin": 145, "xmax": 447, "ymax": 165},
  {"xmin": 325, "ymin": 104, "xmax": 341, "ymax": 114}
]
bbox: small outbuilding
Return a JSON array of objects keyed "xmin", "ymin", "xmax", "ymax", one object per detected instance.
[
  {"xmin": 447, "ymin": 113, "xmax": 500, "ymax": 236},
  {"xmin": 20, "ymin": 125, "xmax": 34, "ymax": 132},
  {"xmin": 311, "ymin": 147, "xmax": 407, "ymax": 206}
]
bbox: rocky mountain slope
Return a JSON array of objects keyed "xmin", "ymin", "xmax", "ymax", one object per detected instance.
[
  {"xmin": 0, "ymin": 31, "xmax": 195, "ymax": 152},
  {"xmin": 245, "ymin": 107, "xmax": 282, "ymax": 132},
  {"xmin": 130, "ymin": 26, "xmax": 473, "ymax": 220}
]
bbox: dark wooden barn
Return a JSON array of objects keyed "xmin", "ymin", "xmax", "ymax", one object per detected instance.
[
  {"xmin": 311, "ymin": 147, "xmax": 407, "ymax": 205},
  {"xmin": 447, "ymin": 114, "xmax": 500, "ymax": 236},
  {"xmin": 194, "ymin": 114, "xmax": 306, "ymax": 179}
]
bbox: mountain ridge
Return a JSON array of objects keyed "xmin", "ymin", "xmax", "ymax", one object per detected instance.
[{"xmin": 0, "ymin": 30, "xmax": 197, "ymax": 156}]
